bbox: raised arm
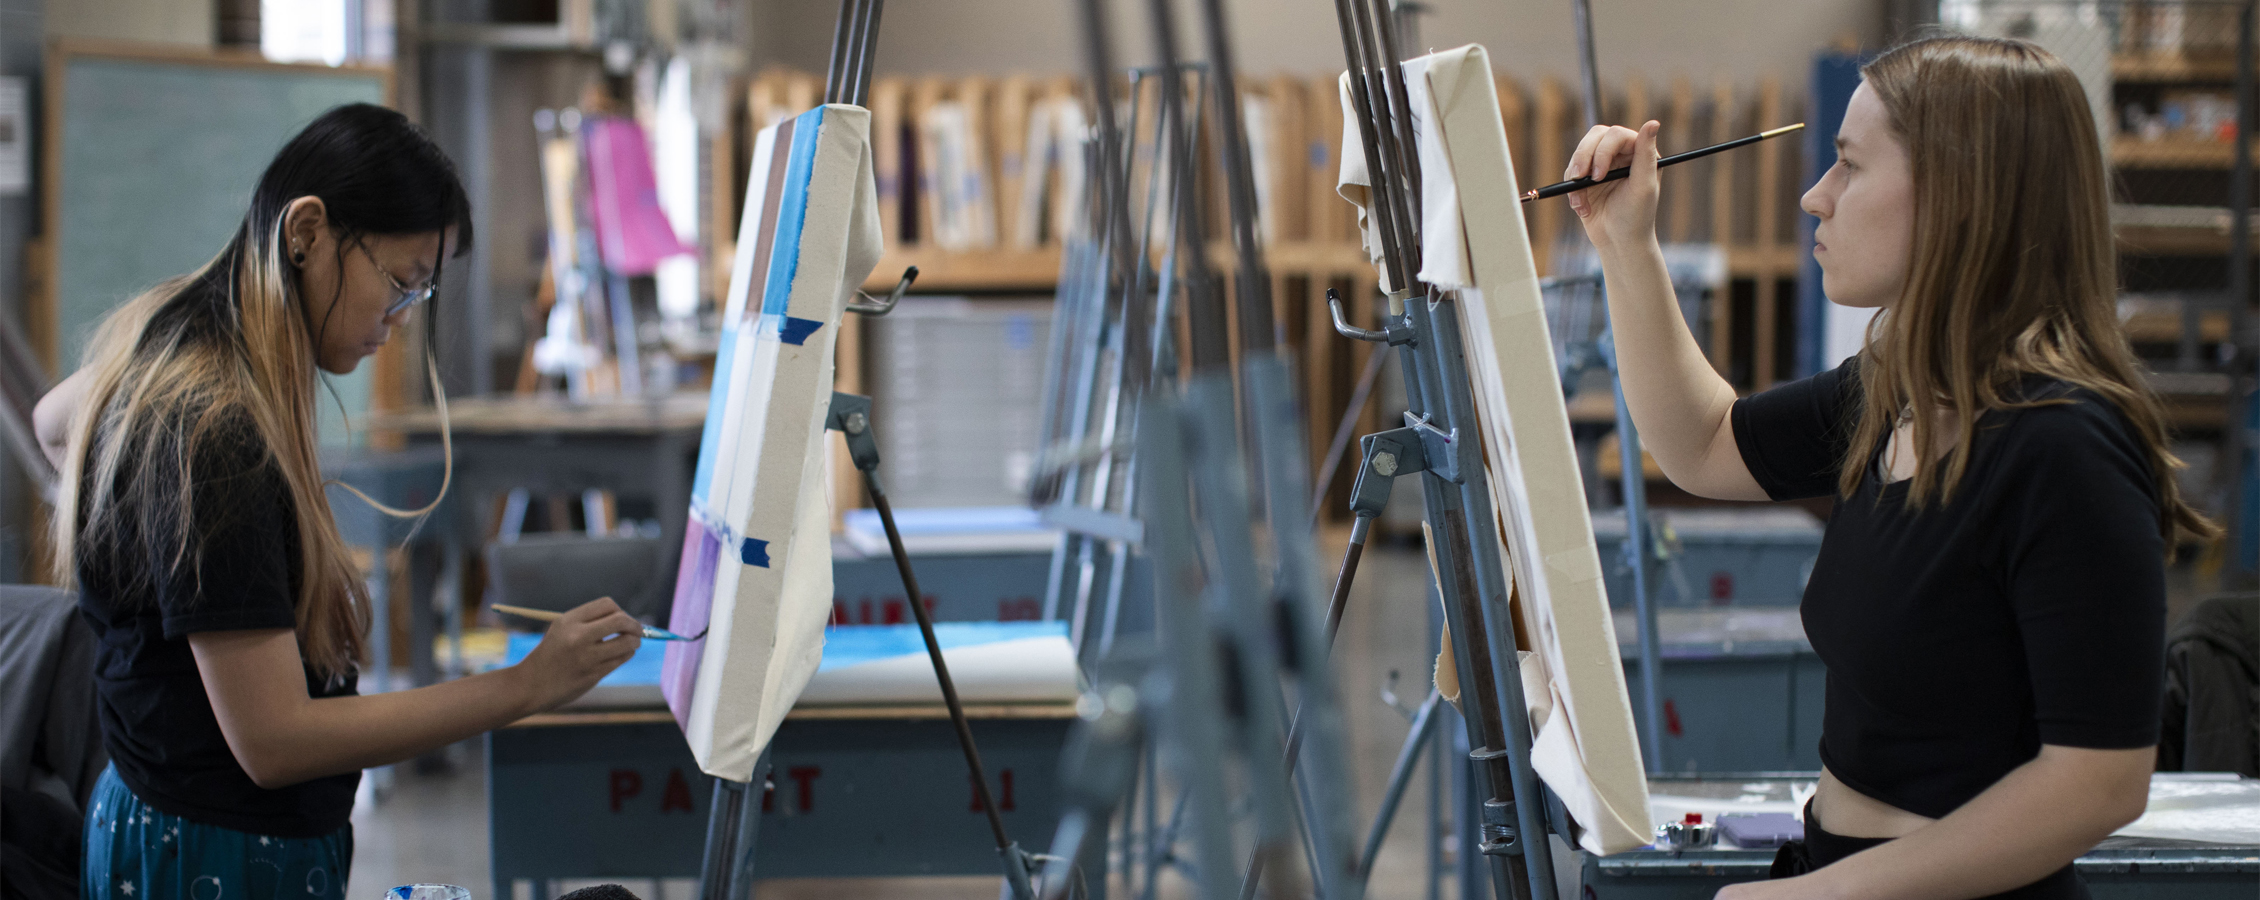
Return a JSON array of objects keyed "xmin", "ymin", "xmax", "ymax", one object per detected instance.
[
  {"xmin": 33, "ymin": 368, "xmax": 91, "ymax": 469},
  {"xmin": 1564, "ymin": 122, "xmax": 1767, "ymax": 501},
  {"xmin": 190, "ymin": 598, "xmax": 642, "ymax": 788}
]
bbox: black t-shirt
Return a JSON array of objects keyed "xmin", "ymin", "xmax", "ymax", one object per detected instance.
[
  {"xmin": 1731, "ymin": 355, "xmax": 2164, "ymax": 819},
  {"xmin": 77, "ymin": 414, "xmax": 359, "ymax": 838}
]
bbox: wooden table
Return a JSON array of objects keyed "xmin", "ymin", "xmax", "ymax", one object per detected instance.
[{"xmin": 369, "ymin": 393, "xmax": 708, "ymax": 620}]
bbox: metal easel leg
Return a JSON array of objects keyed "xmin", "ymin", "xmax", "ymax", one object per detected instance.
[
  {"xmin": 694, "ymin": 758, "xmax": 770, "ymax": 900},
  {"xmin": 827, "ymin": 390, "xmax": 1041, "ymax": 900}
]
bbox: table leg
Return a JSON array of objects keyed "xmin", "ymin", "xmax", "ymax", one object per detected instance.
[
  {"xmin": 443, "ymin": 542, "xmax": 466, "ymax": 679},
  {"xmin": 649, "ymin": 432, "xmax": 691, "ymax": 617},
  {"xmin": 408, "ymin": 542, "xmax": 437, "ymax": 689},
  {"xmin": 366, "ymin": 544, "xmax": 391, "ymax": 695}
]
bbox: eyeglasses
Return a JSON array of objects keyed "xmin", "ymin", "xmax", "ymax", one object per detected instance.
[{"xmin": 354, "ymin": 240, "xmax": 437, "ymax": 317}]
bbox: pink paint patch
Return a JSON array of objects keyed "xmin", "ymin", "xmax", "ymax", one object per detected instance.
[{"xmin": 663, "ymin": 518, "xmax": 723, "ymax": 728}]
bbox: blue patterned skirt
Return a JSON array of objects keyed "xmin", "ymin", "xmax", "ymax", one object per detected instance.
[{"xmin": 82, "ymin": 765, "xmax": 353, "ymax": 900}]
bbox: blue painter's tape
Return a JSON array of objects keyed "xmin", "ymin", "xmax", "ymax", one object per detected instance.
[
  {"xmin": 778, "ymin": 316, "xmax": 825, "ymax": 345},
  {"xmin": 740, "ymin": 538, "xmax": 772, "ymax": 567}
]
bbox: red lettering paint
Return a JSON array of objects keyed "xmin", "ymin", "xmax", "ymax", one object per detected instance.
[
  {"xmin": 1709, "ymin": 572, "xmax": 1734, "ymax": 603},
  {"xmin": 997, "ymin": 597, "xmax": 1042, "ymax": 621},
  {"xmin": 883, "ymin": 598, "xmax": 905, "ymax": 624},
  {"xmin": 608, "ymin": 769, "xmax": 643, "ymax": 813},
  {"xmin": 787, "ymin": 766, "xmax": 822, "ymax": 812},
  {"xmin": 859, "ymin": 599, "xmax": 873, "ymax": 624},
  {"xmin": 970, "ymin": 769, "xmax": 1017, "ymax": 812},
  {"xmin": 661, "ymin": 768, "xmax": 695, "ymax": 813},
  {"xmin": 1663, "ymin": 699, "xmax": 1684, "ymax": 738}
]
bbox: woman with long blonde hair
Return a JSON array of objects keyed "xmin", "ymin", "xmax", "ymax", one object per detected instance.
[
  {"xmin": 1567, "ymin": 36, "xmax": 2216, "ymax": 899},
  {"xmin": 33, "ymin": 104, "xmax": 639, "ymax": 900}
]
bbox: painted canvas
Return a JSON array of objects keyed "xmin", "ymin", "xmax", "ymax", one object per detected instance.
[
  {"xmin": 664, "ymin": 104, "xmax": 884, "ymax": 782},
  {"xmin": 1336, "ymin": 46, "xmax": 1652, "ymax": 855}
]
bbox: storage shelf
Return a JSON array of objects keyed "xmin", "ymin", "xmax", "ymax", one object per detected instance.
[
  {"xmin": 2117, "ymin": 223, "xmax": 2260, "ymax": 255},
  {"xmin": 2111, "ymin": 137, "xmax": 2260, "ymax": 169},
  {"xmin": 862, "ymin": 246, "xmax": 1063, "ymax": 292},
  {"xmin": 2113, "ymin": 52, "xmax": 2243, "ymax": 83}
]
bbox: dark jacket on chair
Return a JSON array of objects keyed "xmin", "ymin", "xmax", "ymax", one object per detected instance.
[
  {"xmin": 2158, "ymin": 592, "xmax": 2259, "ymax": 777},
  {"xmin": 0, "ymin": 584, "xmax": 105, "ymax": 900}
]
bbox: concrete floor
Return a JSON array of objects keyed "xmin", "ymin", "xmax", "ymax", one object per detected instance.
[{"xmin": 343, "ymin": 540, "xmax": 2245, "ymax": 900}]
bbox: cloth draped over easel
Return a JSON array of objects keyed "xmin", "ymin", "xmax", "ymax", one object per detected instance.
[
  {"xmin": 1336, "ymin": 45, "xmax": 1653, "ymax": 856},
  {"xmin": 663, "ymin": 104, "xmax": 885, "ymax": 782}
]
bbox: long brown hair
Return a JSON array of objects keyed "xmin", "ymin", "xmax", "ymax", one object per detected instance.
[
  {"xmin": 51, "ymin": 104, "xmax": 471, "ymax": 679},
  {"xmin": 1846, "ymin": 36, "xmax": 2217, "ymax": 545}
]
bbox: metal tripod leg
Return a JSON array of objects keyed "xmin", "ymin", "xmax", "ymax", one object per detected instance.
[{"xmin": 695, "ymin": 758, "xmax": 770, "ymax": 900}]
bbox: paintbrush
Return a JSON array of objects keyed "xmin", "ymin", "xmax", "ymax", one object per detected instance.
[
  {"xmin": 1521, "ymin": 123, "xmax": 1805, "ymax": 203},
  {"xmin": 491, "ymin": 603, "xmax": 705, "ymax": 642}
]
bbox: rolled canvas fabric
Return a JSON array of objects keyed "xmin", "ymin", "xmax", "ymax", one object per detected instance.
[
  {"xmin": 1337, "ymin": 46, "xmax": 1652, "ymax": 855},
  {"xmin": 664, "ymin": 105, "xmax": 884, "ymax": 782}
]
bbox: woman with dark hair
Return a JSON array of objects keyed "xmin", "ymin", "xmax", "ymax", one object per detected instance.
[
  {"xmin": 31, "ymin": 103, "xmax": 640, "ymax": 900},
  {"xmin": 1565, "ymin": 37, "xmax": 2217, "ymax": 900}
]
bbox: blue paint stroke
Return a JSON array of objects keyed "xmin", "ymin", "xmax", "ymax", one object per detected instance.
[{"xmin": 758, "ymin": 108, "xmax": 825, "ymax": 320}]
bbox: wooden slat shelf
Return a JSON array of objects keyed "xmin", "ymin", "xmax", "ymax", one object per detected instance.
[
  {"xmin": 2122, "ymin": 307, "xmax": 2235, "ymax": 343},
  {"xmin": 2111, "ymin": 137, "xmax": 2260, "ymax": 169},
  {"xmin": 2112, "ymin": 53, "xmax": 2243, "ymax": 83},
  {"xmin": 2118, "ymin": 223, "xmax": 2260, "ymax": 255},
  {"xmin": 862, "ymin": 245, "xmax": 1063, "ymax": 292}
]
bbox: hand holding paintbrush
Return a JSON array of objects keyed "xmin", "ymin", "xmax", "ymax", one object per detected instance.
[
  {"xmin": 1536, "ymin": 120, "xmax": 1798, "ymax": 206},
  {"xmin": 492, "ymin": 603, "xmax": 705, "ymax": 641},
  {"xmin": 1548, "ymin": 120, "xmax": 1798, "ymax": 251}
]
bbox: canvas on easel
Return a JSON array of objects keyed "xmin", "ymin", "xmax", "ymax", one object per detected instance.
[
  {"xmin": 1336, "ymin": 45, "xmax": 1652, "ymax": 856},
  {"xmin": 664, "ymin": 104, "xmax": 884, "ymax": 782}
]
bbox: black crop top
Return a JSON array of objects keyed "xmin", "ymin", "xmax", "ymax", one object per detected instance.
[
  {"xmin": 77, "ymin": 414, "xmax": 359, "ymax": 838},
  {"xmin": 1731, "ymin": 355, "xmax": 2165, "ymax": 819}
]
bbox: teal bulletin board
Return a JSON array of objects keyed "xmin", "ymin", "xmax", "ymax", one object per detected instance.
[{"xmin": 43, "ymin": 43, "xmax": 392, "ymax": 447}]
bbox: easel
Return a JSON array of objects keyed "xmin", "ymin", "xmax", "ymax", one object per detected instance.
[
  {"xmin": 1306, "ymin": 1, "xmax": 1567, "ymax": 897},
  {"xmin": 693, "ymin": 3, "xmax": 1044, "ymax": 898}
]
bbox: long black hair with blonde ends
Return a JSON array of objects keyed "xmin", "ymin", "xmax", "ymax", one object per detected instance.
[
  {"xmin": 50, "ymin": 104, "xmax": 472, "ymax": 679},
  {"xmin": 1847, "ymin": 36, "xmax": 2217, "ymax": 545}
]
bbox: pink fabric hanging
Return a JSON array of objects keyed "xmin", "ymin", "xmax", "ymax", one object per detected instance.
[{"xmin": 582, "ymin": 115, "xmax": 693, "ymax": 276}]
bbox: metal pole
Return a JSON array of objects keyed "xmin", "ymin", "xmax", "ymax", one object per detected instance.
[
  {"xmin": 1196, "ymin": 0, "xmax": 1278, "ymax": 353},
  {"xmin": 850, "ymin": 0, "xmax": 885, "ymax": 106},
  {"xmin": 1330, "ymin": 0, "xmax": 1414, "ymax": 291},
  {"xmin": 1604, "ymin": 337, "xmax": 1667, "ymax": 770},
  {"xmin": 2231, "ymin": 0, "xmax": 2258, "ymax": 579},
  {"xmin": 1358, "ymin": 692, "xmax": 1445, "ymax": 890},
  {"xmin": 1144, "ymin": 0, "xmax": 1231, "ymax": 372},
  {"xmin": 1569, "ymin": 0, "xmax": 1604, "ymax": 129},
  {"xmin": 1415, "ymin": 294, "xmax": 1559, "ymax": 900},
  {"xmin": 822, "ymin": 0, "xmax": 855, "ymax": 104},
  {"xmin": 1569, "ymin": 0, "xmax": 1666, "ymax": 772}
]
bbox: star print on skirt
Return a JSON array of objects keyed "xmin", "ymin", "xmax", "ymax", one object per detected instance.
[{"xmin": 84, "ymin": 765, "xmax": 353, "ymax": 900}]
